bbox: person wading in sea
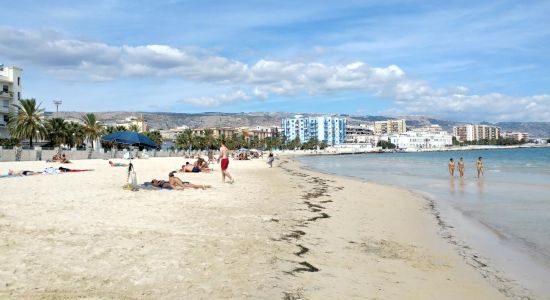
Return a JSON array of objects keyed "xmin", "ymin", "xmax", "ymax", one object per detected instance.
[
  {"xmin": 458, "ymin": 157, "xmax": 465, "ymax": 177},
  {"xmin": 476, "ymin": 157, "xmax": 484, "ymax": 178},
  {"xmin": 448, "ymin": 158, "xmax": 455, "ymax": 177}
]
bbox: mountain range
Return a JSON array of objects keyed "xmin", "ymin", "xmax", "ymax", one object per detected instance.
[{"xmin": 45, "ymin": 111, "xmax": 550, "ymax": 138}]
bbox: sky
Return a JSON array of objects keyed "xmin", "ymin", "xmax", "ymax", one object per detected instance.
[{"xmin": 0, "ymin": 0, "xmax": 549, "ymax": 122}]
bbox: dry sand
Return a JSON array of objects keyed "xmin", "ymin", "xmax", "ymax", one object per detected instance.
[{"xmin": 0, "ymin": 156, "xmax": 510, "ymax": 299}]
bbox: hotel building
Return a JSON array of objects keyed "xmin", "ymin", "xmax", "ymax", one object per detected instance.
[
  {"xmin": 0, "ymin": 65, "xmax": 22, "ymax": 138},
  {"xmin": 453, "ymin": 124, "xmax": 501, "ymax": 142},
  {"xmin": 373, "ymin": 119, "xmax": 407, "ymax": 135},
  {"xmin": 281, "ymin": 115, "xmax": 347, "ymax": 145}
]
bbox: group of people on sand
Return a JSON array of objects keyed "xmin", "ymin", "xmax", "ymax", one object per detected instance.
[
  {"xmin": 51, "ymin": 153, "xmax": 71, "ymax": 163},
  {"xmin": 179, "ymin": 157, "xmax": 211, "ymax": 173},
  {"xmin": 148, "ymin": 142, "xmax": 235, "ymax": 190},
  {"xmin": 1, "ymin": 166, "xmax": 91, "ymax": 177},
  {"xmin": 448, "ymin": 156, "xmax": 484, "ymax": 178}
]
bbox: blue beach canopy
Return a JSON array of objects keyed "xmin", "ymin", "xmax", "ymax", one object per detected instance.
[{"xmin": 101, "ymin": 131, "xmax": 156, "ymax": 148}]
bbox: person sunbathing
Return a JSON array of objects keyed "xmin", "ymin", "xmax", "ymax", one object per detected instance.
[
  {"xmin": 52, "ymin": 154, "xmax": 71, "ymax": 163},
  {"xmin": 109, "ymin": 160, "xmax": 128, "ymax": 167},
  {"xmin": 150, "ymin": 179, "xmax": 172, "ymax": 189},
  {"xmin": 168, "ymin": 171, "xmax": 211, "ymax": 190},
  {"xmin": 179, "ymin": 162, "xmax": 201, "ymax": 173}
]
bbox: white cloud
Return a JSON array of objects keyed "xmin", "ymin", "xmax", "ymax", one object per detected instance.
[
  {"xmin": 1, "ymin": 26, "xmax": 549, "ymax": 121},
  {"xmin": 180, "ymin": 90, "xmax": 251, "ymax": 107}
]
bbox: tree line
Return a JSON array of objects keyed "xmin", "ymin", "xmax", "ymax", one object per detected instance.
[
  {"xmin": 2, "ymin": 98, "xmax": 162, "ymax": 149},
  {"xmin": 2, "ymin": 98, "xmax": 332, "ymax": 151}
]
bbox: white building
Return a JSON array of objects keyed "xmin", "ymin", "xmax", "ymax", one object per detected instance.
[
  {"xmin": 281, "ymin": 115, "xmax": 347, "ymax": 145},
  {"xmin": 0, "ymin": 65, "xmax": 23, "ymax": 138},
  {"xmin": 382, "ymin": 130, "xmax": 453, "ymax": 150}
]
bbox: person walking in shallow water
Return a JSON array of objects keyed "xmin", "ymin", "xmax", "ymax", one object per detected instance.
[
  {"xmin": 458, "ymin": 157, "xmax": 465, "ymax": 177},
  {"xmin": 476, "ymin": 157, "xmax": 484, "ymax": 178},
  {"xmin": 448, "ymin": 158, "xmax": 455, "ymax": 176}
]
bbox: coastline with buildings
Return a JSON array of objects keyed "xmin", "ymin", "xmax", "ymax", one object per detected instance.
[{"xmin": 1, "ymin": 64, "xmax": 549, "ymax": 299}]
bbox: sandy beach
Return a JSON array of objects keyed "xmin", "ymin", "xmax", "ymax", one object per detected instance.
[{"xmin": 0, "ymin": 156, "xmax": 512, "ymax": 299}]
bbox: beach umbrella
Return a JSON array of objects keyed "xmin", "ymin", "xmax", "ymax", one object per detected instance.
[
  {"xmin": 101, "ymin": 131, "xmax": 156, "ymax": 191},
  {"xmin": 101, "ymin": 131, "xmax": 157, "ymax": 148}
]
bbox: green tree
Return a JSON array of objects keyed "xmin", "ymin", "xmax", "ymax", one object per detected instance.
[
  {"xmin": 66, "ymin": 121, "xmax": 85, "ymax": 148},
  {"xmin": 81, "ymin": 113, "xmax": 104, "ymax": 149},
  {"xmin": 115, "ymin": 125, "xmax": 128, "ymax": 132},
  {"xmin": 128, "ymin": 124, "xmax": 140, "ymax": 132},
  {"xmin": 143, "ymin": 130, "xmax": 162, "ymax": 149},
  {"xmin": 103, "ymin": 126, "xmax": 117, "ymax": 135},
  {"xmin": 377, "ymin": 140, "xmax": 396, "ymax": 149},
  {"xmin": 7, "ymin": 98, "xmax": 47, "ymax": 148},
  {"xmin": 302, "ymin": 138, "xmax": 319, "ymax": 150},
  {"xmin": 45, "ymin": 117, "xmax": 68, "ymax": 147},
  {"xmin": 452, "ymin": 136, "xmax": 460, "ymax": 146},
  {"xmin": 288, "ymin": 136, "xmax": 301, "ymax": 150},
  {"xmin": 203, "ymin": 128, "xmax": 215, "ymax": 149},
  {"xmin": 175, "ymin": 128, "xmax": 193, "ymax": 150}
]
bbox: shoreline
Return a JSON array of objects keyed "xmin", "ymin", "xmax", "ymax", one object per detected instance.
[
  {"xmin": 292, "ymin": 155, "xmax": 546, "ymax": 299},
  {"xmin": 0, "ymin": 157, "xmax": 525, "ymax": 299}
]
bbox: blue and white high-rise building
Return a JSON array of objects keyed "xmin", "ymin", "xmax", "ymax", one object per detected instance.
[{"xmin": 281, "ymin": 115, "xmax": 347, "ymax": 145}]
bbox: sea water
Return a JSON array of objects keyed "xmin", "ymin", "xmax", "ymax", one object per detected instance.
[{"xmin": 296, "ymin": 147, "xmax": 550, "ymax": 296}]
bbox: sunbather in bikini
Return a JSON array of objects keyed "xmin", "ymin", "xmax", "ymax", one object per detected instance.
[
  {"xmin": 168, "ymin": 171, "xmax": 211, "ymax": 190},
  {"xmin": 109, "ymin": 160, "xmax": 128, "ymax": 167}
]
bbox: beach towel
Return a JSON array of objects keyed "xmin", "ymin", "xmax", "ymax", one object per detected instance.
[{"xmin": 141, "ymin": 182, "xmax": 173, "ymax": 190}]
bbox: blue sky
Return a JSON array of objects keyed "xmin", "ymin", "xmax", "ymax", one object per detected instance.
[{"xmin": 1, "ymin": 0, "xmax": 549, "ymax": 121}]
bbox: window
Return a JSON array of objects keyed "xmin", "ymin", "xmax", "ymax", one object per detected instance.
[
  {"xmin": 18, "ymin": 77, "xmax": 20, "ymax": 86},
  {"xmin": 18, "ymin": 92, "xmax": 20, "ymax": 100},
  {"xmin": 2, "ymin": 100, "xmax": 8, "ymax": 108},
  {"xmin": 3, "ymin": 115, "xmax": 8, "ymax": 122},
  {"xmin": 2, "ymin": 85, "xmax": 7, "ymax": 92}
]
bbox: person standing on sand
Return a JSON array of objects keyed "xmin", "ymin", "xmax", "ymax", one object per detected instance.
[
  {"xmin": 218, "ymin": 142, "xmax": 234, "ymax": 184},
  {"xmin": 448, "ymin": 158, "xmax": 455, "ymax": 176},
  {"xmin": 476, "ymin": 157, "xmax": 484, "ymax": 178},
  {"xmin": 267, "ymin": 152, "xmax": 274, "ymax": 168},
  {"xmin": 458, "ymin": 157, "xmax": 465, "ymax": 177}
]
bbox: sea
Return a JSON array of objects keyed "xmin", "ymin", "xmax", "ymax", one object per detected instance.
[{"xmin": 296, "ymin": 147, "xmax": 550, "ymax": 297}]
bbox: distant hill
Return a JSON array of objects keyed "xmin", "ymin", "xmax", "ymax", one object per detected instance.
[{"xmin": 45, "ymin": 111, "xmax": 550, "ymax": 138}]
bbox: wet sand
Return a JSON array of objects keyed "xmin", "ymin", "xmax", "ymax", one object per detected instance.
[{"xmin": 0, "ymin": 157, "xmax": 512, "ymax": 299}]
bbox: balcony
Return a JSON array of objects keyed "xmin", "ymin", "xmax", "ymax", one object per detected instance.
[{"xmin": 0, "ymin": 90, "xmax": 14, "ymax": 98}]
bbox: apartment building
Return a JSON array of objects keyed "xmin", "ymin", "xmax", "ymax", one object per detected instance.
[
  {"xmin": 281, "ymin": 115, "xmax": 347, "ymax": 146},
  {"xmin": 502, "ymin": 132, "xmax": 529, "ymax": 142},
  {"xmin": 453, "ymin": 124, "xmax": 501, "ymax": 142},
  {"xmin": 0, "ymin": 65, "xmax": 23, "ymax": 138},
  {"xmin": 373, "ymin": 119, "xmax": 407, "ymax": 135}
]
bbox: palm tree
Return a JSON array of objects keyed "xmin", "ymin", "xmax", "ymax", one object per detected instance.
[
  {"xmin": 128, "ymin": 124, "xmax": 140, "ymax": 132},
  {"xmin": 45, "ymin": 117, "xmax": 68, "ymax": 147},
  {"xmin": 66, "ymin": 121, "xmax": 85, "ymax": 148},
  {"xmin": 7, "ymin": 98, "xmax": 47, "ymax": 148},
  {"xmin": 203, "ymin": 128, "xmax": 214, "ymax": 149},
  {"xmin": 143, "ymin": 130, "xmax": 162, "ymax": 149},
  {"xmin": 103, "ymin": 125, "xmax": 117, "ymax": 135},
  {"xmin": 81, "ymin": 113, "xmax": 103, "ymax": 149},
  {"xmin": 115, "ymin": 125, "xmax": 128, "ymax": 132},
  {"xmin": 175, "ymin": 128, "xmax": 193, "ymax": 150}
]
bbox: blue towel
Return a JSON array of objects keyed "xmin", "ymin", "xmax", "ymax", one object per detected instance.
[{"xmin": 141, "ymin": 182, "xmax": 173, "ymax": 190}]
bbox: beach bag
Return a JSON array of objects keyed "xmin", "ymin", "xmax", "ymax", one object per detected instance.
[{"xmin": 124, "ymin": 163, "xmax": 138, "ymax": 191}]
